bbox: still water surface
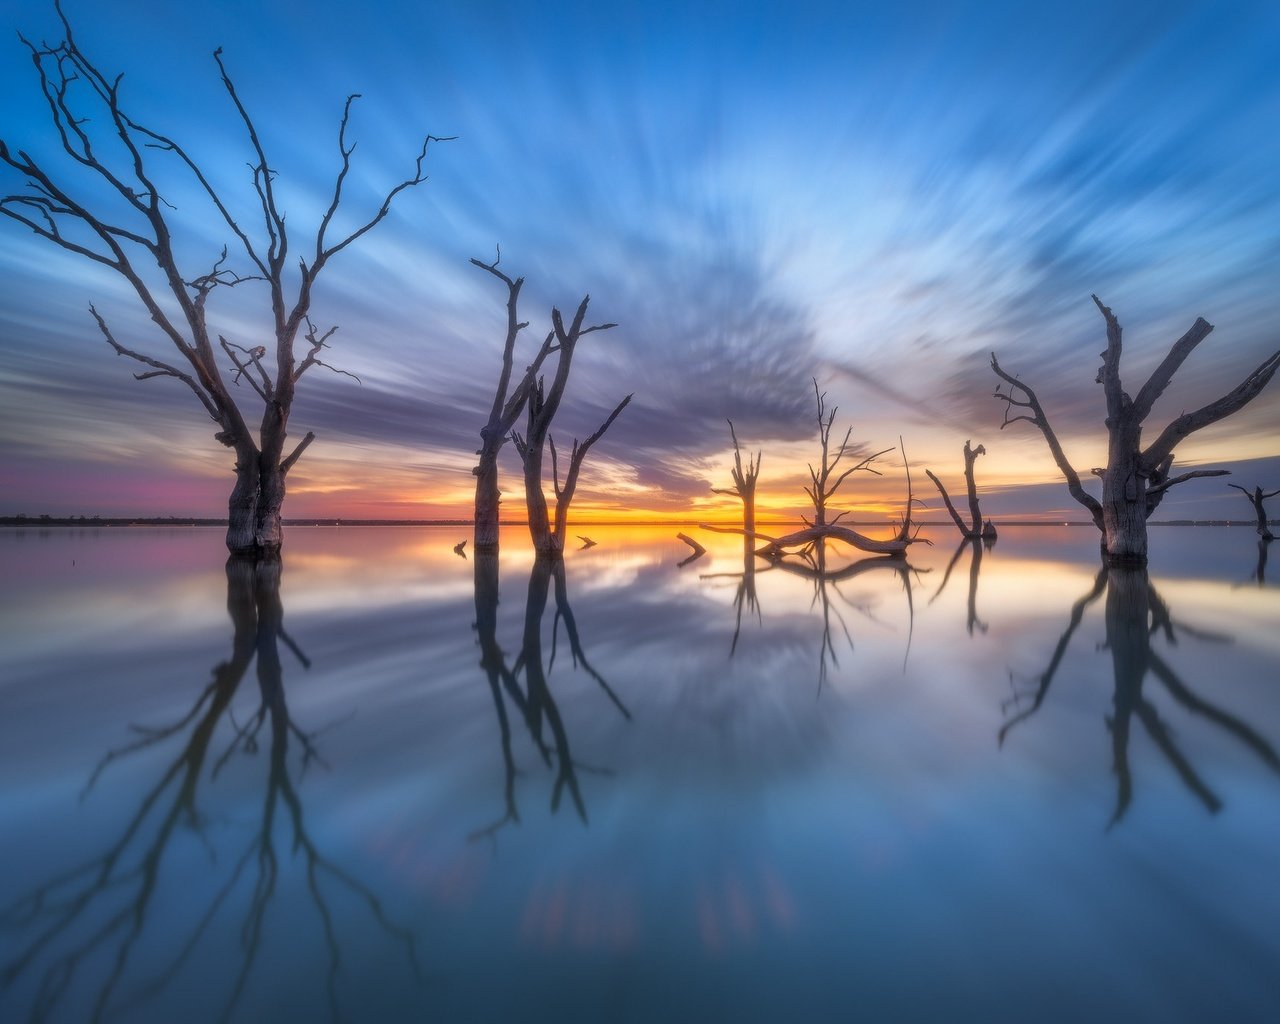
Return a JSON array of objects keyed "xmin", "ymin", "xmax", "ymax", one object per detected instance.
[{"xmin": 1, "ymin": 524, "xmax": 1278, "ymax": 1023}]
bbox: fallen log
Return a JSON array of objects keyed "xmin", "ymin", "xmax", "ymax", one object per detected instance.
[{"xmin": 699, "ymin": 522, "xmax": 912, "ymax": 557}]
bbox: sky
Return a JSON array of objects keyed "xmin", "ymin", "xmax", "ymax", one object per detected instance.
[{"xmin": 1, "ymin": 0, "xmax": 1278, "ymax": 524}]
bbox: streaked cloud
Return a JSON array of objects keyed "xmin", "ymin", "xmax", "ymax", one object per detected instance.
[{"xmin": 1, "ymin": 0, "xmax": 1277, "ymax": 520}]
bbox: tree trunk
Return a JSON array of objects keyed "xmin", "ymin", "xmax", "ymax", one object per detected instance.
[
  {"xmin": 253, "ymin": 461, "xmax": 286, "ymax": 558},
  {"xmin": 226, "ymin": 435, "xmax": 289, "ymax": 560},
  {"xmin": 523, "ymin": 447, "xmax": 558, "ymax": 555},
  {"xmin": 227, "ymin": 448, "xmax": 262, "ymax": 558},
  {"xmin": 474, "ymin": 445, "xmax": 503, "ymax": 550},
  {"xmin": 1100, "ymin": 423, "xmax": 1148, "ymax": 566}
]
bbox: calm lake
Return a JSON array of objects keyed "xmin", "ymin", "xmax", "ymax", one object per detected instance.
[{"xmin": 2, "ymin": 524, "xmax": 1278, "ymax": 1023}]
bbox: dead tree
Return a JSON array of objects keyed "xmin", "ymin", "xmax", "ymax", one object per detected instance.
[
  {"xmin": 925, "ymin": 440, "xmax": 997, "ymax": 540},
  {"xmin": 803, "ymin": 379, "xmax": 892, "ymax": 529},
  {"xmin": 700, "ymin": 382, "xmax": 917, "ymax": 558},
  {"xmin": 0, "ymin": 3, "xmax": 446, "ymax": 558},
  {"xmin": 992, "ymin": 296, "xmax": 1280, "ymax": 566},
  {"xmin": 1228, "ymin": 484, "xmax": 1278, "ymax": 541},
  {"xmin": 469, "ymin": 252, "xmax": 558, "ymax": 551},
  {"xmin": 712, "ymin": 420, "xmax": 761, "ymax": 537},
  {"xmin": 510, "ymin": 298, "xmax": 630, "ymax": 556}
]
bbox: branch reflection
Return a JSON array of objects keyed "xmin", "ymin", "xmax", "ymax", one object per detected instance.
[
  {"xmin": 0, "ymin": 561, "xmax": 417, "ymax": 1023},
  {"xmin": 706, "ymin": 538, "xmax": 924, "ymax": 690},
  {"xmin": 929, "ymin": 537, "xmax": 990, "ymax": 636},
  {"xmin": 471, "ymin": 552, "xmax": 629, "ymax": 846},
  {"xmin": 1002, "ymin": 566, "xmax": 1280, "ymax": 826}
]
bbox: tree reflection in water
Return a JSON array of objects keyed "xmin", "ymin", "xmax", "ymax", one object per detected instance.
[
  {"xmin": 0, "ymin": 561, "xmax": 418, "ymax": 1023},
  {"xmin": 704, "ymin": 537, "xmax": 925, "ymax": 690},
  {"xmin": 929, "ymin": 536, "xmax": 991, "ymax": 636},
  {"xmin": 1002, "ymin": 566, "xmax": 1280, "ymax": 825},
  {"xmin": 471, "ymin": 552, "xmax": 630, "ymax": 846}
]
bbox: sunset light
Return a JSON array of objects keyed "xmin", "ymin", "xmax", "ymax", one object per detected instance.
[{"xmin": 2, "ymin": 3, "xmax": 1278, "ymax": 1023}]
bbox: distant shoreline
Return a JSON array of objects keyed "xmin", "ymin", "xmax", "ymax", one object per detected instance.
[{"xmin": 3, "ymin": 516, "xmax": 1274, "ymax": 529}]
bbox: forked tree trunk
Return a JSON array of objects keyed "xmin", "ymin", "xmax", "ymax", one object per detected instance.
[
  {"xmin": 225, "ymin": 412, "xmax": 306, "ymax": 559},
  {"xmin": 469, "ymin": 256, "xmax": 564, "ymax": 553},
  {"xmin": 925, "ymin": 440, "xmax": 990, "ymax": 541},
  {"xmin": 511, "ymin": 296, "xmax": 628, "ymax": 557}
]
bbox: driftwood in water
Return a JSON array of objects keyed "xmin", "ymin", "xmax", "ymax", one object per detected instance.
[
  {"xmin": 698, "ymin": 522, "xmax": 910, "ymax": 556},
  {"xmin": 675, "ymin": 532, "xmax": 707, "ymax": 567}
]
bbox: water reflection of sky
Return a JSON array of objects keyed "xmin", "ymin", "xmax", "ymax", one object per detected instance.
[{"xmin": 1, "ymin": 525, "xmax": 1278, "ymax": 1022}]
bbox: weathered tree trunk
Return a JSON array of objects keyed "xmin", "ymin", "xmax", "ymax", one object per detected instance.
[
  {"xmin": 253, "ymin": 408, "xmax": 289, "ymax": 556},
  {"xmin": 523, "ymin": 443, "xmax": 557, "ymax": 554},
  {"xmin": 1099, "ymin": 421, "xmax": 1149, "ymax": 565},
  {"xmin": 227, "ymin": 448, "xmax": 262, "ymax": 557},
  {"xmin": 993, "ymin": 296, "xmax": 1280, "ymax": 566},
  {"xmin": 474, "ymin": 446, "xmax": 504, "ymax": 549}
]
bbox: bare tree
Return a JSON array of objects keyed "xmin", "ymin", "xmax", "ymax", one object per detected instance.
[
  {"xmin": 802, "ymin": 379, "xmax": 893, "ymax": 529},
  {"xmin": 468, "ymin": 252, "xmax": 562, "ymax": 551},
  {"xmin": 712, "ymin": 419, "xmax": 761, "ymax": 537},
  {"xmin": 1228, "ymin": 484, "xmax": 1278, "ymax": 541},
  {"xmin": 510, "ymin": 298, "xmax": 630, "ymax": 556},
  {"xmin": 992, "ymin": 296, "xmax": 1280, "ymax": 565},
  {"xmin": 0, "ymin": 2, "xmax": 446, "ymax": 558},
  {"xmin": 925, "ymin": 440, "xmax": 997, "ymax": 540},
  {"xmin": 700, "ymin": 381, "xmax": 918, "ymax": 557}
]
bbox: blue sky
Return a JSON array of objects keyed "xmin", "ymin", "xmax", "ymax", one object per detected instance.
[{"xmin": 1, "ymin": 0, "xmax": 1278, "ymax": 521}]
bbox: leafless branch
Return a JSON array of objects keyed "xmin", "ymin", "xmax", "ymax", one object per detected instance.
[
  {"xmin": 1141, "ymin": 349, "xmax": 1280, "ymax": 471},
  {"xmin": 991, "ymin": 353, "xmax": 1104, "ymax": 528},
  {"xmin": 92, "ymin": 306, "xmax": 219, "ymax": 419},
  {"xmin": 280, "ymin": 432, "xmax": 316, "ymax": 475},
  {"xmin": 1145, "ymin": 468, "xmax": 1229, "ymax": 497}
]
